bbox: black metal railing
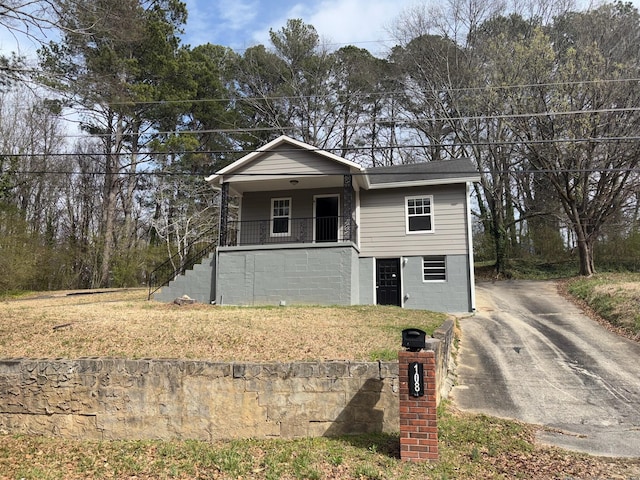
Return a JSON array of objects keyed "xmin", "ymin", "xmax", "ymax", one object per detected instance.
[
  {"xmin": 222, "ymin": 216, "xmax": 358, "ymax": 247},
  {"xmin": 147, "ymin": 225, "xmax": 218, "ymax": 300}
]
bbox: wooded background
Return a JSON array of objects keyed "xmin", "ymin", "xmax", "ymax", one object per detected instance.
[{"xmin": 0, "ymin": 0, "xmax": 639, "ymax": 293}]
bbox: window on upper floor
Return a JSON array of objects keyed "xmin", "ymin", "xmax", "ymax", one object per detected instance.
[
  {"xmin": 271, "ymin": 197, "xmax": 291, "ymax": 236},
  {"xmin": 406, "ymin": 195, "xmax": 434, "ymax": 233}
]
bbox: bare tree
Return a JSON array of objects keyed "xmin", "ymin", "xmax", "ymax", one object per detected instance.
[
  {"xmin": 38, "ymin": 0, "xmax": 188, "ymax": 287},
  {"xmin": 0, "ymin": 85, "xmax": 70, "ymax": 289},
  {"xmin": 508, "ymin": 4, "xmax": 640, "ymax": 275}
]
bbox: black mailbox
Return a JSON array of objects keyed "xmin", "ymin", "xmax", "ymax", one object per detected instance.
[{"xmin": 402, "ymin": 328, "xmax": 426, "ymax": 352}]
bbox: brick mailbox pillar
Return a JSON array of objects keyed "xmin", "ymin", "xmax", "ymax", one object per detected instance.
[{"xmin": 398, "ymin": 349, "xmax": 438, "ymax": 461}]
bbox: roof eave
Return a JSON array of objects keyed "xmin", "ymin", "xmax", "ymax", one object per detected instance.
[
  {"xmin": 205, "ymin": 173, "xmax": 220, "ymax": 184},
  {"xmin": 365, "ymin": 176, "xmax": 481, "ymax": 189}
]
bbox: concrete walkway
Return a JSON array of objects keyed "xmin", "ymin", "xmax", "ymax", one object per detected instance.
[{"xmin": 451, "ymin": 280, "xmax": 640, "ymax": 457}]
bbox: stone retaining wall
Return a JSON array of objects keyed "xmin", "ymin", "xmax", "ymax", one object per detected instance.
[
  {"xmin": 432, "ymin": 319, "xmax": 456, "ymax": 405},
  {"xmin": 0, "ymin": 322, "xmax": 455, "ymax": 441}
]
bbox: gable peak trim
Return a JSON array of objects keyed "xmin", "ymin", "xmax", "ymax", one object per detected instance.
[{"xmin": 205, "ymin": 135, "xmax": 363, "ymax": 184}]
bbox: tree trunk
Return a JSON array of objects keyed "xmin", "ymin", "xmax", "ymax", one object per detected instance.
[
  {"xmin": 493, "ymin": 222, "xmax": 509, "ymax": 276},
  {"xmin": 576, "ymin": 238, "xmax": 594, "ymax": 276},
  {"xmin": 574, "ymin": 220, "xmax": 595, "ymax": 276},
  {"xmin": 99, "ymin": 113, "xmax": 123, "ymax": 288},
  {"xmin": 99, "ymin": 167, "xmax": 118, "ymax": 287}
]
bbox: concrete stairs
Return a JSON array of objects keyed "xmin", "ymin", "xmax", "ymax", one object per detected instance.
[{"xmin": 152, "ymin": 252, "xmax": 216, "ymax": 304}]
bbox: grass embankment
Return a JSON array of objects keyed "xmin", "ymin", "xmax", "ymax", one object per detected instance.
[{"xmin": 566, "ymin": 272, "xmax": 640, "ymax": 340}]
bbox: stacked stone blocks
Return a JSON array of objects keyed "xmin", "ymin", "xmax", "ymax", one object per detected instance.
[
  {"xmin": 0, "ymin": 359, "xmax": 398, "ymax": 441},
  {"xmin": 0, "ymin": 322, "xmax": 454, "ymax": 447}
]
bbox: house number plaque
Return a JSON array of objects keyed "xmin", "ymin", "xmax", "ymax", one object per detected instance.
[{"xmin": 408, "ymin": 362, "xmax": 424, "ymax": 397}]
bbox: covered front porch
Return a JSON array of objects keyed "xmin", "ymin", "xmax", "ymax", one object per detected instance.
[{"xmin": 218, "ymin": 174, "xmax": 359, "ymax": 248}]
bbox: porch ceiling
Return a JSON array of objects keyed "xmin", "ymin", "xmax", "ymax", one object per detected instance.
[{"xmin": 226, "ymin": 175, "xmax": 362, "ymax": 194}]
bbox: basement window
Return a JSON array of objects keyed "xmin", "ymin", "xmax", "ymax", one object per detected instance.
[{"xmin": 423, "ymin": 256, "xmax": 446, "ymax": 281}]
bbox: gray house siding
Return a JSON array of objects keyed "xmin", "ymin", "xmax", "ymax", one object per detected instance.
[
  {"xmin": 356, "ymin": 183, "xmax": 473, "ymax": 311},
  {"xmin": 155, "ymin": 184, "xmax": 474, "ymax": 312},
  {"xmin": 237, "ymin": 188, "xmax": 347, "ymax": 245},
  {"xmin": 216, "ymin": 244, "xmax": 359, "ymax": 306},
  {"xmin": 241, "ymin": 188, "xmax": 343, "ymax": 221},
  {"xmin": 350, "ymin": 247, "xmax": 360, "ymax": 304},
  {"xmin": 359, "ymin": 185, "xmax": 468, "ymax": 257},
  {"xmin": 225, "ymin": 147, "xmax": 351, "ymax": 183},
  {"xmin": 354, "ymin": 255, "xmax": 471, "ymax": 312},
  {"xmin": 358, "ymin": 257, "xmax": 375, "ymax": 304},
  {"xmin": 400, "ymin": 255, "xmax": 471, "ymax": 312}
]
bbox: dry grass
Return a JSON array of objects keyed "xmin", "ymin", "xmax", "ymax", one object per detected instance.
[
  {"xmin": 565, "ymin": 272, "xmax": 640, "ymax": 339},
  {"xmin": 1, "ymin": 407, "xmax": 638, "ymax": 479},
  {"xmin": 2, "ymin": 288, "xmax": 640, "ymax": 478},
  {"xmin": 0, "ymin": 289, "xmax": 447, "ymax": 361}
]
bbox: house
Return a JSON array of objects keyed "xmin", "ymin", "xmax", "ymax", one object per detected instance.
[{"xmin": 155, "ymin": 135, "xmax": 480, "ymax": 312}]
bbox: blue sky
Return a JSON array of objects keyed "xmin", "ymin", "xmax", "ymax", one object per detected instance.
[
  {"xmin": 181, "ymin": 0, "xmax": 416, "ymax": 55},
  {"xmin": 3, "ymin": 0, "xmax": 640, "ymax": 62},
  {"xmin": 0, "ymin": 0, "xmax": 414, "ymax": 62},
  {"xmin": 179, "ymin": 0, "xmax": 640, "ymax": 56}
]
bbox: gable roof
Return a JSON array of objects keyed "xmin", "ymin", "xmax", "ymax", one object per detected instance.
[
  {"xmin": 363, "ymin": 158, "xmax": 480, "ymax": 189},
  {"xmin": 205, "ymin": 135, "xmax": 479, "ymax": 191},
  {"xmin": 205, "ymin": 135, "xmax": 364, "ymax": 186}
]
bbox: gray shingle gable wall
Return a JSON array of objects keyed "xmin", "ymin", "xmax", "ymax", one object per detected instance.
[{"xmin": 364, "ymin": 158, "xmax": 477, "ymax": 185}]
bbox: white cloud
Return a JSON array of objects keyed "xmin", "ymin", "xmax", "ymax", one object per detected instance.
[
  {"xmin": 217, "ymin": 0, "xmax": 260, "ymax": 31},
  {"xmin": 181, "ymin": 0, "xmax": 212, "ymax": 46},
  {"xmin": 250, "ymin": 0, "xmax": 415, "ymax": 56},
  {"xmin": 308, "ymin": 0, "xmax": 410, "ymax": 54},
  {"xmin": 182, "ymin": 0, "xmax": 259, "ymax": 48}
]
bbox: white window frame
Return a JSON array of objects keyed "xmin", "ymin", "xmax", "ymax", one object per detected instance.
[
  {"xmin": 422, "ymin": 255, "xmax": 447, "ymax": 282},
  {"xmin": 270, "ymin": 197, "xmax": 291, "ymax": 237},
  {"xmin": 405, "ymin": 195, "xmax": 434, "ymax": 234}
]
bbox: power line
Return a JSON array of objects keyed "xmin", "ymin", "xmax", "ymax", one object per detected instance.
[
  {"xmin": 45, "ymin": 104, "xmax": 640, "ymax": 140},
  {"xmin": 5, "ymin": 135, "xmax": 640, "ymax": 158},
  {"xmin": 6, "ymin": 68, "xmax": 640, "ymax": 106},
  {"xmin": 5, "ymin": 167, "xmax": 640, "ymax": 177},
  {"xmin": 101, "ymin": 76, "xmax": 640, "ymax": 106}
]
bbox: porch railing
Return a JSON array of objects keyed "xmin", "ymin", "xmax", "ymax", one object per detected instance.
[{"xmin": 222, "ymin": 216, "xmax": 358, "ymax": 247}]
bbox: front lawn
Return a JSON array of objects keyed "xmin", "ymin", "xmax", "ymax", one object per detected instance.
[
  {"xmin": 0, "ymin": 289, "xmax": 446, "ymax": 361},
  {"xmin": 2, "ymin": 286, "xmax": 639, "ymax": 478}
]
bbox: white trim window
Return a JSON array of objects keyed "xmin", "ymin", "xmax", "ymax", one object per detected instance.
[
  {"xmin": 406, "ymin": 195, "xmax": 434, "ymax": 233},
  {"xmin": 271, "ymin": 197, "xmax": 291, "ymax": 236},
  {"xmin": 423, "ymin": 255, "xmax": 446, "ymax": 281}
]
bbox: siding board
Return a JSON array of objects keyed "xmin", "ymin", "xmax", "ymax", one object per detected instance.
[
  {"xmin": 231, "ymin": 148, "xmax": 350, "ymax": 177},
  {"xmin": 241, "ymin": 188, "xmax": 344, "ymax": 221},
  {"xmin": 359, "ymin": 185, "xmax": 468, "ymax": 256}
]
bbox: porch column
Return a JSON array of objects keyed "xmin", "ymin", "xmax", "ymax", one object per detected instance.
[
  {"xmin": 343, "ymin": 174, "xmax": 353, "ymax": 242},
  {"xmin": 219, "ymin": 182, "xmax": 229, "ymax": 246}
]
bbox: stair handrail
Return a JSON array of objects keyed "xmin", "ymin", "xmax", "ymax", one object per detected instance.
[{"xmin": 147, "ymin": 226, "xmax": 218, "ymax": 300}]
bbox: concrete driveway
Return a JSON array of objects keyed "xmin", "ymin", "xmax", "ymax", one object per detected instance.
[{"xmin": 450, "ymin": 280, "xmax": 640, "ymax": 457}]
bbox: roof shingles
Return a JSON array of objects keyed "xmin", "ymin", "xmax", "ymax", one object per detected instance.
[{"xmin": 364, "ymin": 158, "xmax": 479, "ymax": 186}]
